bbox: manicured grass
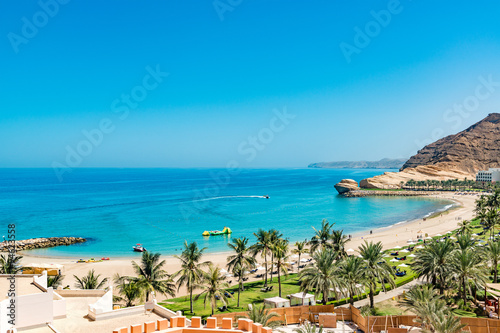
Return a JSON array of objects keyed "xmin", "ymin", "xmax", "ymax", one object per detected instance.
[{"xmin": 160, "ymin": 274, "xmax": 302, "ymax": 318}]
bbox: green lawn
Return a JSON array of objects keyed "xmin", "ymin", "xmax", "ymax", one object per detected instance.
[{"xmin": 160, "ymin": 274, "xmax": 303, "ymax": 318}]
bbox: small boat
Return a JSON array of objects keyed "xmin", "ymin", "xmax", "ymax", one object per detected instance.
[
  {"xmin": 264, "ymin": 195, "xmax": 270, "ymax": 199},
  {"xmin": 133, "ymin": 244, "xmax": 146, "ymax": 252},
  {"xmin": 101, "ymin": 257, "xmax": 110, "ymax": 261},
  {"xmin": 77, "ymin": 259, "xmax": 86, "ymax": 263},
  {"xmin": 202, "ymin": 226, "xmax": 232, "ymax": 236}
]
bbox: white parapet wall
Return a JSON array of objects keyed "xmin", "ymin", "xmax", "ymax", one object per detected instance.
[{"xmin": 88, "ymin": 287, "xmax": 113, "ymax": 319}]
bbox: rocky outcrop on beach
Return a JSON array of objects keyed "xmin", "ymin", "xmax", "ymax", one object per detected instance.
[
  {"xmin": 343, "ymin": 190, "xmax": 435, "ymax": 198},
  {"xmin": 0, "ymin": 237, "xmax": 86, "ymax": 252},
  {"xmin": 360, "ymin": 113, "xmax": 500, "ymax": 189},
  {"xmin": 334, "ymin": 179, "xmax": 360, "ymax": 194}
]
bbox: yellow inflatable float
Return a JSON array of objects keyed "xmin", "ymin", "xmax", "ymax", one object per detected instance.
[{"xmin": 202, "ymin": 226, "xmax": 232, "ymax": 236}]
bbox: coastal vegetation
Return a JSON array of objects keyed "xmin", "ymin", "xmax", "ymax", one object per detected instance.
[
  {"xmin": 73, "ymin": 269, "xmax": 108, "ymax": 289},
  {"xmin": 0, "ymin": 253, "xmax": 23, "ymax": 274},
  {"xmin": 404, "ymin": 179, "xmax": 499, "ymax": 192}
]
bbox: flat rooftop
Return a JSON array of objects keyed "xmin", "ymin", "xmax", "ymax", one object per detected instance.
[
  {"xmin": 0, "ymin": 276, "xmax": 44, "ymax": 299},
  {"xmin": 48, "ymin": 297, "xmax": 165, "ymax": 333}
]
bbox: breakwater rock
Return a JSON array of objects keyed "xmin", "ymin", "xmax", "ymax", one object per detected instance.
[
  {"xmin": 334, "ymin": 179, "xmax": 360, "ymax": 194},
  {"xmin": 343, "ymin": 190, "xmax": 435, "ymax": 198},
  {"xmin": 0, "ymin": 237, "xmax": 86, "ymax": 252}
]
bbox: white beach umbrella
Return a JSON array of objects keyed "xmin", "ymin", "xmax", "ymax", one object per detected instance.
[
  {"xmin": 225, "ymin": 273, "xmax": 233, "ymax": 277},
  {"xmin": 472, "ymin": 234, "xmax": 478, "ymax": 236},
  {"xmin": 257, "ymin": 267, "xmax": 265, "ymax": 271},
  {"xmin": 357, "ymin": 254, "xmax": 363, "ymax": 258},
  {"xmin": 408, "ymin": 242, "xmax": 416, "ymax": 245},
  {"xmin": 408, "ymin": 254, "xmax": 416, "ymax": 257},
  {"xmin": 425, "ymin": 237, "xmax": 432, "ymax": 240},
  {"xmin": 390, "ymin": 258, "xmax": 398, "ymax": 262},
  {"xmin": 300, "ymin": 258, "xmax": 308, "ymax": 263},
  {"xmin": 398, "ymin": 264, "xmax": 409, "ymax": 268},
  {"xmin": 219, "ymin": 269, "xmax": 227, "ymax": 273},
  {"xmin": 291, "ymin": 254, "xmax": 299, "ymax": 259},
  {"xmin": 476, "ymin": 243, "xmax": 484, "ymax": 247},
  {"xmin": 416, "ymin": 245, "xmax": 424, "ymax": 249},
  {"xmin": 346, "ymin": 248, "xmax": 355, "ymax": 252},
  {"xmin": 400, "ymin": 249, "xmax": 409, "ymax": 253},
  {"xmin": 394, "ymin": 245, "xmax": 402, "ymax": 249},
  {"xmin": 447, "ymin": 231, "xmax": 452, "ymax": 234},
  {"xmin": 450, "ymin": 237, "xmax": 456, "ymax": 240},
  {"xmin": 436, "ymin": 233, "xmax": 442, "ymax": 236}
]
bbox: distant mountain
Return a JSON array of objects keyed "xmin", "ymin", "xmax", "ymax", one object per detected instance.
[
  {"xmin": 360, "ymin": 113, "xmax": 500, "ymax": 189},
  {"xmin": 308, "ymin": 158, "xmax": 406, "ymax": 169}
]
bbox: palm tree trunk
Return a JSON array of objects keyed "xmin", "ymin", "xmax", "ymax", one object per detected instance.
[
  {"xmin": 369, "ymin": 286, "xmax": 374, "ymax": 308},
  {"xmin": 349, "ymin": 293, "xmax": 354, "ymax": 305},
  {"xmin": 238, "ymin": 280, "xmax": 241, "ymax": 307},
  {"xmin": 495, "ymin": 266, "xmax": 498, "ymax": 284},
  {"xmin": 278, "ymin": 270, "xmax": 282, "ymax": 297},
  {"xmin": 462, "ymin": 278, "xmax": 467, "ymax": 304},
  {"xmin": 264, "ymin": 253, "xmax": 268, "ymax": 287},
  {"xmin": 271, "ymin": 253, "xmax": 274, "ymax": 283},
  {"xmin": 190, "ymin": 288, "xmax": 194, "ymax": 313}
]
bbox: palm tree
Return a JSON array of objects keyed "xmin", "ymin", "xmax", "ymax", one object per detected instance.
[
  {"xmin": 74, "ymin": 269, "xmax": 108, "ymax": 289},
  {"xmin": 173, "ymin": 241, "xmax": 210, "ymax": 313},
  {"xmin": 299, "ymin": 248, "xmax": 344, "ymax": 304},
  {"xmin": 338, "ymin": 256, "xmax": 366, "ymax": 305},
  {"xmin": 268, "ymin": 229, "xmax": 283, "ymax": 283},
  {"xmin": 0, "ymin": 254, "xmax": 23, "ymax": 274},
  {"xmin": 294, "ymin": 322, "xmax": 323, "ymax": 333},
  {"xmin": 411, "ymin": 239, "xmax": 454, "ymax": 294},
  {"xmin": 227, "ymin": 237, "xmax": 256, "ymax": 307},
  {"xmin": 48, "ymin": 274, "xmax": 65, "ymax": 289},
  {"xmin": 398, "ymin": 285, "xmax": 465, "ymax": 333},
  {"xmin": 273, "ymin": 238, "xmax": 291, "ymax": 297},
  {"xmin": 196, "ymin": 264, "xmax": 229, "ymax": 316},
  {"xmin": 450, "ymin": 248, "xmax": 488, "ymax": 304},
  {"xmin": 251, "ymin": 229, "xmax": 272, "ymax": 286},
  {"xmin": 293, "ymin": 241, "xmax": 308, "ymax": 272},
  {"xmin": 457, "ymin": 220, "xmax": 473, "ymax": 236},
  {"xmin": 129, "ymin": 251, "xmax": 175, "ymax": 302},
  {"xmin": 113, "ymin": 274, "xmax": 142, "ymax": 307},
  {"xmin": 331, "ymin": 229, "xmax": 349, "ymax": 258},
  {"xmin": 358, "ymin": 241, "xmax": 395, "ymax": 308},
  {"xmin": 484, "ymin": 242, "xmax": 500, "ymax": 283},
  {"xmin": 244, "ymin": 304, "xmax": 282, "ymax": 328},
  {"xmin": 309, "ymin": 219, "xmax": 333, "ymax": 253}
]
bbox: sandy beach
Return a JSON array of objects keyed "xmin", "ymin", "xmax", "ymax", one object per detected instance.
[{"xmin": 18, "ymin": 192, "xmax": 479, "ymax": 300}]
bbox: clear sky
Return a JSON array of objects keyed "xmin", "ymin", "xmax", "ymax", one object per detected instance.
[{"xmin": 1, "ymin": 1, "xmax": 500, "ymax": 168}]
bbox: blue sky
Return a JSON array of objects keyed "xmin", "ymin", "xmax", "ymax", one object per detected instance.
[{"xmin": 1, "ymin": 1, "xmax": 500, "ymax": 168}]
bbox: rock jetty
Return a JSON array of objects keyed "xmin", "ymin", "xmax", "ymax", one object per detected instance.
[
  {"xmin": 343, "ymin": 190, "xmax": 435, "ymax": 198},
  {"xmin": 0, "ymin": 237, "xmax": 86, "ymax": 252}
]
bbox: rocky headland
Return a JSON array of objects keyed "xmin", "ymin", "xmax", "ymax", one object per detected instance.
[
  {"xmin": 0, "ymin": 237, "xmax": 86, "ymax": 252},
  {"xmin": 358, "ymin": 113, "xmax": 500, "ymax": 189}
]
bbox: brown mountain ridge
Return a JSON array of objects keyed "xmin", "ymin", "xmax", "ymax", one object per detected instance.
[{"xmin": 360, "ymin": 113, "xmax": 500, "ymax": 189}]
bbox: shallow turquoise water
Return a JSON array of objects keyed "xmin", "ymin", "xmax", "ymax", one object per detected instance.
[{"xmin": 0, "ymin": 168, "xmax": 452, "ymax": 258}]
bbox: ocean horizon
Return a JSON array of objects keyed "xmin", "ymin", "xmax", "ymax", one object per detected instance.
[{"xmin": 0, "ymin": 168, "xmax": 454, "ymax": 258}]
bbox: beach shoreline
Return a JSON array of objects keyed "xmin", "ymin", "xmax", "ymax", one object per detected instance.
[{"xmin": 18, "ymin": 192, "xmax": 478, "ymax": 298}]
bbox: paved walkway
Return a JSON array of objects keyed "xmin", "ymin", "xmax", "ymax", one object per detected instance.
[{"xmin": 340, "ymin": 279, "xmax": 423, "ymax": 308}]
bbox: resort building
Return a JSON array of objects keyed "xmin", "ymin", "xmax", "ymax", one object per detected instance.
[
  {"xmin": 476, "ymin": 168, "xmax": 500, "ymax": 183},
  {"xmin": 0, "ymin": 272, "xmax": 179, "ymax": 333}
]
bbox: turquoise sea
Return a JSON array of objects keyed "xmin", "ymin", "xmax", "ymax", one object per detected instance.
[{"xmin": 0, "ymin": 168, "xmax": 454, "ymax": 258}]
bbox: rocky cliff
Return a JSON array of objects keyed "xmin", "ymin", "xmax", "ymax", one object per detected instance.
[{"xmin": 360, "ymin": 113, "xmax": 500, "ymax": 189}]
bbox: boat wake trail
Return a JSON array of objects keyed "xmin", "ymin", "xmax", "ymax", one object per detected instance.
[{"xmin": 194, "ymin": 195, "xmax": 268, "ymax": 202}]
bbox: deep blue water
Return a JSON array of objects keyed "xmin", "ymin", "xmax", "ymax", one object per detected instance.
[{"xmin": 0, "ymin": 168, "xmax": 453, "ymax": 258}]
